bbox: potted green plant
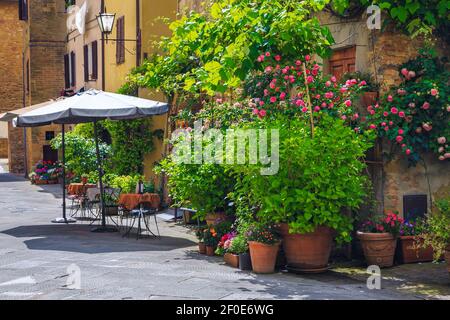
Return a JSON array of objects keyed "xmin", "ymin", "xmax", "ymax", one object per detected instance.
[
  {"xmin": 228, "ymin": 234, "xmax": 250, "ymax": 270},
  {"xmin": 421, "ymin": 198, "xmax": 450, "ymax": 276},
  {"xmin": 81, "ymin": 173, "xmax": 89, "ymax": 185},
  {"xmin": 397, "ymin": 219, "xmax": 433, "ymax": 264},
  {"xmin": 357, "ymin": 211, "xmax": 403, "ymax": 268},
  {"xmin": 195, "ymin": 227, "xmax": 206, "ymax": 254},
  {"xmin": 246, "ymin": 223, "xmax": 280, "ymax": 274},
  {"xmin": 203, "ymin": 229, "xmax": 219, "ymax": 256}
]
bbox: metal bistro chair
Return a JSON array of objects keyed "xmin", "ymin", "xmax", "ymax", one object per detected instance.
[
  {"xmin": 90, "ymin": 187, "xmax": 121, "ymax": 229},
  {"xmin": 120, "ymin": 197, "xmax": 160, "ymax": 240},
  {"xmin": 68, "ymin": 187, "xmax": 87, "ymax": 219}
]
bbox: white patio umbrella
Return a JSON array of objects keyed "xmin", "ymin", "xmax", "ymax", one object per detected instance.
[{"xmin": 13, "ymin": 89, "xmax": 169, "ymax": 232}]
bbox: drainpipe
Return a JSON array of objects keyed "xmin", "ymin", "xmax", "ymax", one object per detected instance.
[
  {"xmin": 101, "ymin": 0, "xmax": 106, "ymax": 91},
  {"xmin": 136, "ymin": 0, "xmax": 141, "ymax": 68},
  {"xmin": 22, "ymin": 51, "xmax": 28, "ymax": 178}
]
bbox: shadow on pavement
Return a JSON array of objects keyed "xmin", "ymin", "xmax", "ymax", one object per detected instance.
[
  {"xmin": 0, "ymin": 173, "xmax": 26, "ymax": 183},
  {"xmin": 1, "ymin": 224, "xmax": 196, "ymax": 254}
]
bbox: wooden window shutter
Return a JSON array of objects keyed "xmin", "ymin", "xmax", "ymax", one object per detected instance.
[
  {"xmin": 83, "ymin": 44, "xmax": 89, "ymax": 82},
  {"xmin": 19, "ymin": 0, "xmax": 28, "ymax": 21},
  {"xmin": 92, "ymin": 41, "xmax": 98, "ymax": 80},
  {"xmin": 70, "ymin": 51, "xmax": 76, "ymax": 87},
  {"xmin": 64, "ymin": 54, "xmax": 70, "ymax": 88},
  {"xmin": 116, "ymin": 17, "xmax": 125, "ymax": 64}
]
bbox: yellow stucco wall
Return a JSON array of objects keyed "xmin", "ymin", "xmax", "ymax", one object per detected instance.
[{"xmin": 104, "ymin": 0, "xmax": 176, "ymax": 180}]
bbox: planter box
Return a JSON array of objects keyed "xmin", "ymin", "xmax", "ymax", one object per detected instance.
[
  {"xmin": 34, "ymin": 179, "xmax": 48, "ymax": 185},
  {"xmin": 397, "ymin": 236, "xmax": 433, "ymax": 264},
  {"xmin": 224, "ymin": 253, "xmax": 239, "ymax": 268}
]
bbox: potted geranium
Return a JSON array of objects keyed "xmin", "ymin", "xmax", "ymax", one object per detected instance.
[
  {"xmin": 203, "ymin": 229, "xmax": 219, "ymax": 256},
  {"xmin": 421, "ymin": 198, "xmax": 450, "ymax": 276},
  {"xmin": 217, "ymin": 232, "xmax": 239, "ymax": 267},
  {"xmin": 357, "ymin": 211, "xmax": 404, "ymax": 267},
  {"xmin": 397, "ymin": 219, "xmax": 433, "ymax": 264},
  {"xmin": 246, "ymin": 223, "xmax": 280, "ymax": 274}
]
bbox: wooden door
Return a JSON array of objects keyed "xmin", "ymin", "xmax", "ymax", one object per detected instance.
[{"xmin": 328, "ymin": 46, "xmax": 356, "ymax": 80}]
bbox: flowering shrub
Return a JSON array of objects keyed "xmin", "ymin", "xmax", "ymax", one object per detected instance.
[
  {"xmin": 29, "ymin": 161, "xmax": 63, "ymax": 181},
  {"xmin": 421, "ymin": 197, "xmax": 450, "ymax": 260},
  {"xmin": 363, "ymin": 49, "xmax": 449, "ymax": 165},
  {"xmin": 399, "ymin": 218, "xmax": 427, "ymax": 236},
  {"xmin": 244, "ymin": 52, "xmax": 367, "ymax": 126},
  {"xmin": 215, "ymin": 231, "xmax": 237, "ymax": 256},
  {"xmin": 245, "ymin": 223, "xmax": 280, "ymax": 245},
  {"xmin": 359, "ymin": 211, "xmax": 405, "ymax": 236}
]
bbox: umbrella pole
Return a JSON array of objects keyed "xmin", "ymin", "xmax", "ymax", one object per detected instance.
[
  {"xmin": 91, "ymin": 120, "xmax": 117, "ymax": 233},
  {"xmin": 52, "ymin": 124, "xmax": 75, "ymax": 224}
]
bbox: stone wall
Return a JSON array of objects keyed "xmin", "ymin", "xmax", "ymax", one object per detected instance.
[{"xmin": 319, "ymin": 11, "xmax": 450, "ymax": 216}]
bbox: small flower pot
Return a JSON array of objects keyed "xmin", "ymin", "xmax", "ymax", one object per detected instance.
[
  {"xmin": 397, "ymin": 236, "xmax": 433, "ymax": 264},
  {"xmin": 357, "ymin": 231, "xmax": 397, "ymax": 268},
  {"xmin": 205, "ymin": 245, "xmax": 216, "ymax": 256},
  {"xmin": 248, "ymin": 241, "xmax": 280, "ymax": 274},
  {"xmin": 239, "ymin": 253, "xmax": 252, "ymax": 271},
  {"xmin": 198, "ymin": 242, "xmax": 206, "ymax": 254},
  {"xmin": 224, "ymin": 253, "xmax": 239, "ymax": 268}
]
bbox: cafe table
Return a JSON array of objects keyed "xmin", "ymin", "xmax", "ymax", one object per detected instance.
[{"xmin": 118, "ymin": 193, "xmax": 161, "ymax": 239}]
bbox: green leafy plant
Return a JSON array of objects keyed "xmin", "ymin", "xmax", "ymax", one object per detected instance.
[
  {"xmin": 229, "ymin": 234, "xmax": 249, "ymax": 255},
  {"xmin": 103, "ymin": 174, "xmax": 143, "ymax": 194},
  {"xmin": 421, "ymin": 197, "xmax": 450, "ymax": 260},
  {"xmin": 233, "ymin": 114, "xmax": 374, "ymax": 243}
]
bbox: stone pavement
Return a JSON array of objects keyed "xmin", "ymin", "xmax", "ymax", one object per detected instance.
[{"xmin": 0, "ymin": 173, "xmax": 448, "ymax": 300}]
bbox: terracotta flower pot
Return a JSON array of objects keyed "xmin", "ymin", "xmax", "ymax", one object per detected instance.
[
  {"xmin": 198, "ymin": 242, "xmax": 206, "ymax": 254},
  {"xmin": 397, "ymin": 236, "xmax": 433, "ymax": 264},
  {"xmin": 361, "ymin": 91, "xmax": 378, "ymax": 107},
  {"xmin": 224, "ymin": 253, "xmax": 239, "ymax": 268},
  {"xmin": 239, "ymin": 253, "xmax": 252, "ymax": 271},
  {"xmin": 34, "ymin": 179, "xmax": 48, "ymax": 185},
  {"xmin": 205, "ymin": 212, "xmax": 228, "ymax": 226},
  {"xmin": 279, "ymin": 224, "xmax": 333, "ymax": 273},
  {"xmin": 205, "ymin": 245, "xmax": 215, "ymax": 256},
  {"xmin": 248, "ymin": 241, "xmax": 280, "ymax": 274},
  {"xmin": 357, "ymin": 231, "xmax": 397, "ymax": 267}
]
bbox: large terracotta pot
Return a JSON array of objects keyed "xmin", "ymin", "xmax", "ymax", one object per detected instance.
[
  {"xmin": 279, "ymin": 224, "xmax": 333, "ymax": 273},
  {"xmin": 397, "ymin": 236, "xmax": 433, "ymax": 264},
  {"xmin": 357, "ymin": 232, "xmax": 397, "ymax": 267},
  {"xmin": 198, "ymin": 242, "xmax": 206, "ymax": 254},
  {"xmin": 224, "ymin": 253, "xmax": 239, "ymax": 268},
  {"xmin": 205, "ymin": 212, "xmax": 228, "ymax": 226},
  {"xmin": 248, "ymin": 241, "xmax": 280, "ymax": 274}
]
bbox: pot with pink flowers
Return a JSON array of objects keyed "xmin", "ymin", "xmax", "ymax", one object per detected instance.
[{"xmin": 357, "ymin": 211, "xmax": 404, "ymax": 268}]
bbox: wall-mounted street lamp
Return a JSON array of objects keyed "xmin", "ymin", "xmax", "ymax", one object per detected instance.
[{"xmin": 96, "ymin": 10, "xmax": 116, "ymax": 41}]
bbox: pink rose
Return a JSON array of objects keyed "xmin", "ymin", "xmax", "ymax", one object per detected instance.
[
  {"xmin": 439, "ymin": 155, "xmax": 445, "ymax": 161},
  {"xmin": 296, "ymin": 99, "xmax": 305, "ymax": 107},
  {"xmin": 391, "ymin": 107, "xmax": 398, "ymax": 114},
  {"xmin": 325, "ymin": 92, "xmax": 334, "ymax": 99},
  {"xmin": 422, "ymin": 123, "xmax": 432, "ymax": 131},
  {"xmin": 306, "ymin": 76, "xmax": 314, "ymax": 83},
  {"xmin": 399, "ymin": 111, "xmax": 405, "ymax": 118},
  {"xmin": 369, "ymin": 124, "xmax": 377, "ymax": 130},
  {"xmin": 331, "ymin": 76, "xmax": 337, "ymax": 83},
  {"xmin": 280, "ymin": 92, "xmax": 286, "ymax": 100},
  {"xmin": 275, "ymin": 55, "xmax": 281, "ymax": 61},
  {"xmin": 314, "ymin": 106, "xmax": 321, "ymax": 112},
  {"xmin": 405, "ymin": 149, "xmax": 411, "ymax": 155},
  {"xmin": 408, "ymin": 103, "xmax": 415, "ymax": 108},
  {"xmin": 437, "ymin": 137, "xmax": 446, "ymax": 144},
  {"xmin": 445, "ymin": 153, "xmax": 450, "ymax": 159},
  {"xmin": 396, "ymin": 135, "xmax": 404, "ymax": 143},
  {"xmin": 438, "ymin": 147, "xmax": 444, "ymax": 153},
  {"xmin": 398, "ymin": 129, "xmax": 404, "ymax": 135},
  {"xmin": 401, "ymin": 68, "xmax": 409, "ymax": 76},
  {"xmin": 422, "ymin": 102, "xmax": 430, "ymax": 110},
  {"xmin": 387, "ymin": 95, "xmax": 393, "ymax": 102},
  {"xmin": 344, "ymin": 100, "xmax": 352, "ymax": 107},
  {"xmin": 383, "ymin": 111, "xmax": 389, "ymax": 117},
  {"xmin": 430, "ymin": 88, "xmax": 438, "ymax": 96},
  {"xmin": 270, "ymin": 96, "xmax": 277, "ymax": 103},
  {"xmin": 259, "ymin": 109, "xmax": 267, "ymax": 117},
  {"xmin": 305, "ymin": 55, "xmax": 311, "ymax": 61},
  {"xmin": 265, "ymin": 52, "xmax": 271, "ymax": 57},
  {"xmin": 265, "ymin": 66, "xmax": 273, "ymax": 73},
  {"xmin": 359, "ymin": 80, "xmax": 367, "ymax": 86},
  {"xmin": 301, "ymin": 107, "xmax": 308, "ymax": 113},
  {"xmin": 325, "ymin": 81, "xmax": 331, "ymax": 87},
  {"xmin": 252, "ymin": 108, "xmax": 259, "ymax": 115},
  {"xmin": 415, "ymin": 127, "xmax": 422, "ymax": 134},
  {"xmin": 408, "ymin": 71, "xmax": 416, "ymax": 78}
]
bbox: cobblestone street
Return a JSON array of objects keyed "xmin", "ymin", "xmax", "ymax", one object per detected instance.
[{"xmin": 0, "ymin": 174, "xmax": 448, "ymax": 300}]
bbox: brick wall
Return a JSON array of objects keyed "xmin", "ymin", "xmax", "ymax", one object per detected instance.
[
  {"xmin": 0, "ymin": 1, "xmax": 29, "ymax": 173},
  {"xmin": 0, "ymin": 138, "xmax": 8, "ymax": 158}
]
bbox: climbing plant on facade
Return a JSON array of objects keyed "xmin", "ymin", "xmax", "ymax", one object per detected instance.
[{"xmin": 363, "ymin": 49, "xmax": 450, "ymax": 165}]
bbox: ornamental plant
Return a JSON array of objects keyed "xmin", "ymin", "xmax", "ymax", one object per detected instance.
[
  {"xmin": 245, "ymin": 223, "xmax": 281, "ymax": 245},
  {"xmin": 399, "ymin": 218, "xmax": 427, "ymax": 236},
  {"xmin": 228, "ymin": 234, "xmax": 249, "ymax": 255},
  {"xmin": 359, "ymin": 211, "xmax": 405, "ymax": 236},
  {"xmin": 244, "ymin": 52, "xmax": 367, "ymax": 129},
  {"xmin": 233, "ymin": 114, "xmax": 374, "ymax": 243},
  {"xmin": 421, "ymin": 197, "xmax": 450, "ymax": 260},
  {"xmin": 363, "ymin": 49, "xmax": 449, "ymax": 165},
  {"xmin": 215, "ymin": 231, "xmax": 237, "ymax": 256}
]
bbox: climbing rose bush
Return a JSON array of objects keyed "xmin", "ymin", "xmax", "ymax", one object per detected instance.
[
  {"xmin": 363, "ymin": 50, "xmax": 449, "ymax": 165},
  {"xmin": 244, "ymin": 52, "xmax": 367, "ymax": 125}
]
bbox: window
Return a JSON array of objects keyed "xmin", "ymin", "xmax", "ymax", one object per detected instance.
[
  {"xmin": 84, "ymin": 41, "xmax": 99, "ymax": 82},
  {"xmin": 64, "ymin": 51, "xmax": 76, "ymax": 88},
  {"xmin": 116, "ymin": 16, "xmax": 125, "ymax": 64},
  {"xmin": 403, "ymin": 195, "xmax": 428, "ymax": 222},
  {"xmin": 19, "ymin": 0, "xmax": 28, "ymax": 21},
  {"xmin": 45, "ymin": 131, "xmax": 55, "ymax": 141}
]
